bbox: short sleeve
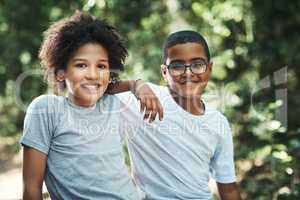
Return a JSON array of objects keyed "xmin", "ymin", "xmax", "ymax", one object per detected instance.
[
  {"xmin": 116, "ymin": 92, "xmax": 143, "ymax": 141},
  {"xmin": 116, "ymin": 83, "xmax": 163, "ymax": 141},
  {"xmin": 210, "ymin": 117, "xmax": 236, "ymax": 183},
  {"xmin": 20, "ymin": 95, "xmax": 57, "ymax": 155}
]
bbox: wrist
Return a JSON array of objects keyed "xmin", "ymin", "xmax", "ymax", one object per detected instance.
[{"xmin": 131, "ymin": 79, "xmax": 144, "ymax": 96}]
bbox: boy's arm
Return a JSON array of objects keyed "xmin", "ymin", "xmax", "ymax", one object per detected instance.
[
  {"xmin": 217, "ymin": 182, "xmax": 241, "ymax": 200},
  {"xmin": 23, "ymin": 146, "xmax": 47, "ymax": 200},
  {"xmin": 107, "ymin": 80, "xmax": 135, "ymax": 94},
  {"xmin": 107, "ymin": 80, "xmax": 163, "ymax": 122}
]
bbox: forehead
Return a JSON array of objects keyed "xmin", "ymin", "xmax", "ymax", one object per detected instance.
[
  {"xmin": 71, "ymin": 43, "xmax": 108, "ymax": 60},
  {"xmin": 166, "ymin": 42, "xmax": 206, "ymax": 63}
]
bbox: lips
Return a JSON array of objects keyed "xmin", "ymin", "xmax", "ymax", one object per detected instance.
[
  {"xmin": 179, "ymin": 80, "xmax": 199, "ymax": 85},
  {"xmin": 81, "ymin": 83, "xmax": 100, "ymax": 93}
]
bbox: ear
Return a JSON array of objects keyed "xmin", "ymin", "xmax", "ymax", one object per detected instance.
[
  {"xmin": 161, "ymin": 64, "xmax": 168, "ymax": 81},
  {"xmin": 161, "ymin": 64, "xmax": 167, "ymax": 74},
  {"xmin": 56, "ymin": 70, "xmax": 65, "ymax": 82},
  {"xmin": 207, "ymin": 61, "xmax": 213, "ymax": 72},
  {"xmin": 205, "ymin": 62, "xmax": 213, "ymax": 80}
]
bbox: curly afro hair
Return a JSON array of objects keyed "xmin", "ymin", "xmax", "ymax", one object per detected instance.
[{"xmin": 39, "ymin": 11, "xmax": 127, "ymax": 90}]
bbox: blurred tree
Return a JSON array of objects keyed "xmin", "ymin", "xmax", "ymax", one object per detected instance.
[
  {"xmin": 0, "ymin": 0, "xmax": 299, "ymax": 199},
  {"xmin": 178, "ymin": 0, "xmax": 300, "ymax": 199},
  {"xmin": 0, "ymin": 0, "xmax": 85, "ymax": 142},
  {"xmin": 245, "ymin": 0, "xmax": 300, "ymax": 199}
]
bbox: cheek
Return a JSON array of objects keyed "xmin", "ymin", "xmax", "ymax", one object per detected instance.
[
  {"xmin": 100, "ymin": 71, "xmax": 110, "ymax": 83},
  {"xmin": 196, "ymin": 72, "xmax": 210, "ymax": 82},
  {"xmin": 168, "ymin": 77, "xmax": 182, "ymax": 90},
  {"xmin": 168, "ymin": 74, "xmax": 181, "ymax": 83},
  {"xmin": 166, "ymin": 77, "xmax": 177, "ymax": 89}
]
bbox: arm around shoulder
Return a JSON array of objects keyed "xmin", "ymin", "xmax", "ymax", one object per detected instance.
[
  {"xmin": 109, "ymin": 80, "xmax": 163, "ymax": 122},
  {"xmin": 23, "ymin": 146, "xmax": 47, "ymax": 200}
]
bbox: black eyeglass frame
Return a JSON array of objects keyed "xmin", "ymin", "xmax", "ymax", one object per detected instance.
[{"xmin": 165, "ymin": 59, "xmax": 209, "ymax": 76}]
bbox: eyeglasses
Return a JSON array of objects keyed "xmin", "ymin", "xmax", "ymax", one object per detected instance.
[{"xmin": 165, "ymin": 59, "xmax": 208, "ymax": 76}]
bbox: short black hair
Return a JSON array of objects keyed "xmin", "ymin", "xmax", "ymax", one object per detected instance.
[
  {"xmin": 163, "ymin": 30, "xmax": 210, "ymax": 63},
  {"xmin": 39, "ymin": 11, "xmax": 127, "ymax": 90}
]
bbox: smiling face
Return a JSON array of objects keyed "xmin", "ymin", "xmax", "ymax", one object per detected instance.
[
  {"xmin": 162, "ymin": 42, "xmax": 212, "ymax": 98},
  {"xmin": 58, "ymin": 43, "xmax": 110, "ymax": 107}
]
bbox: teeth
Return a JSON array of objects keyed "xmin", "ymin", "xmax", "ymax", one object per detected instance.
[
  {"xmin": 181, "ymin": 81, "xmax": 194, "ymax": 84},
  {"xmin": 82, "ymin": 84, "xmax": 99, "ymax": 91}
]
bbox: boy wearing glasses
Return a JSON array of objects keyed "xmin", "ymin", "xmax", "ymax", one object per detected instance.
[{"xmin": 115, "ymin": 30, "xmax": 241, "ymax": 200}]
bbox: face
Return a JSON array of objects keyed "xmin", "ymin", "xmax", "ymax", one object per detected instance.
[
  {"xmin": 58, "ymin": 43, "xmax": 110, "ymax": 107},
  {"xmin": 161, "ymin": 42, "xmax": 212, "ymax": 98}
]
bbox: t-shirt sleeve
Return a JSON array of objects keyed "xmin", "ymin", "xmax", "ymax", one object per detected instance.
[
  {"xmin": 20, "ymin": 95, "xmax": 56, "ymax": 155},
  {"xmin": 116, "ymin": 82, "xmax": 162, "ymax": 141},
  {"xmin": 210, "ymin": 116, "xmax": 236, "ymax": 183},
  {"xmin": 116, "ymin": 92, "xmax": 142, "ymax": 142}
]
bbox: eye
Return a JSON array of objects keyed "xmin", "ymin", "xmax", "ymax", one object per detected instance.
[
  {"xmin": 169, "ymin": 62, "xmax": 184, "ymax": 69},
  {"xmin": 192, "ymin": 60, "xmax": 207, "ymax": 68},
  {"xmin": 75, "ymin": 63, "xmax": 87, "ymax": 68},
  {"xmin": 194, "ymin": 62, "xmax": 206, "ymax": 68},
  {"xmin": 98, "ymin": 64, "xmax": 108, "ymax": 69}
]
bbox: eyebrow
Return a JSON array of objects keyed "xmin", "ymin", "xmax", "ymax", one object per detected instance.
[
  {"xmin": 190, "ymin": 57, "xmax": 207, "ymax": 62},
  {"xmin": 170, "ymin": 57, "xmax": 207, "ymax": 63},
  {"xmin": 71, "ymin": 58, "xmax": 109, "ymax": 63}
]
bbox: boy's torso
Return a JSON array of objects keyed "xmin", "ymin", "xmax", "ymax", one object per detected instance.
[
  {"xmin": 118, "ymin": 84, "xmax": 230, "ymax": 200},
  {"xmin": 21, "ymin": 94, "xmax": 140, "ymax": 200}
]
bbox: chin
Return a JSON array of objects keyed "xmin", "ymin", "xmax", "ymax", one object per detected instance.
[
  {"xmin": 80, "ymin": 93, "xmax": 103, "ymax": 105},
  {"xmin": 169, "ymin": 81, "xmax": 206, "ymax": 98},
  {"xmin": 181, "ymin": 92, "xmax": 202, "ymax": 99},
  {"xmin": 176, "ymin": 88, "xmax": 204, "ymax": 99}
]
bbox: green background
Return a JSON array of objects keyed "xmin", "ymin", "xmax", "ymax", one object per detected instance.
[{"xmin": 0, "ymin": 0, "xmax": 299, "ymax": 199}]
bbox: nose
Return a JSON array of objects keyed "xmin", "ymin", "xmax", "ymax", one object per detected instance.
[
  {"xmin": 183, "ymin": 66, "xmax": 193, "ymax": 77},
  {"xmin": 86, "ymin": 66, "xmax": 99, "ymax": 80}
]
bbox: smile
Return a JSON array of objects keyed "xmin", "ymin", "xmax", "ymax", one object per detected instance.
[
  {"xmin": 81, "ymin": 83, "xmax": 100, "ymax": 93},
  {"xmin": 179, "ymin": 80, "xmax": 200, "ymax": 84}
]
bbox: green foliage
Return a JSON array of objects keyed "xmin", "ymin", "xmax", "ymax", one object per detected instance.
[
  {"xmin": 0, "ymin": 0, "xmax": 299, "ymax": 199},
  {"xmin": 178, "ymin": 0, "xmax": 300, "ymax": 199}
]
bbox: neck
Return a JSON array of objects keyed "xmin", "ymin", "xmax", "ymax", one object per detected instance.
[
  {"xmin": 67, "ymin": 94, "xmax": 96, "ymax": 108},
  {"xmin": 169, "ymin": 89, "xmax": 205, "ymax": 116}
]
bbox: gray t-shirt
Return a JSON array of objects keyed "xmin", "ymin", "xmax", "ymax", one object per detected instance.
[
  {"xmin": 20, "ymin": 94, "xmax": 140, "ymax": 200},
  {"xmin": 117, "ymin": 83, "xmax": 236, "ymax": 200}
]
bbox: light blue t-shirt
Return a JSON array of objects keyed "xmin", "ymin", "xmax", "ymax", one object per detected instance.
[
  {"xmin": 20, "ymin": 94, "xmax": 140, "ymax": 200},
  {"xmin": 117, "ymin": 83, "xmax": 236, "ymax": 200}
]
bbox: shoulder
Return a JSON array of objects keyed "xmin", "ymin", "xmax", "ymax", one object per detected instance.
[
  {"xmin": 115, "ymin": 91, "xmax": 135, "ymax": 103},
  {"xmin": 98, "ymin": 94, "xmax": 123, "ymax": 111},
  {"xmin": 146, "ymin": 82, "xmax": 167, "ymax": 92},
  {"xmin": 205, "ymin": 102, "xmax": 228, "ymax": 122},
  {"xmin": 27, "ymin": 94, "xmax": 64, "ymax": 114},
  {"xmin": 204, "ymin": 102, "xmax": 231, "ymax": 134},
  {"xmin": 101, "ymin": 94, "xmax": 119, "ymax": 104},
  {"xmin": 146, "ymin": 82, "xmax": 169, "ymax": 98}
]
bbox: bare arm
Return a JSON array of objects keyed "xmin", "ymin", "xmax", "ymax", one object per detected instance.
[
  {"xmin": 217, "ymin": 182, "xmax": 241, "ymax": 200},
  {"xmin": 23, "ymin": 146, "xmax": 47, "ymax": 200},
  {"xmin": 106, "ymin": 80, "xmax": 135, "ymax": 94}
]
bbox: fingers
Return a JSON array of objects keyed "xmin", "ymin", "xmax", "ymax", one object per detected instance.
[
  {"xmin": 143, "ymin": 98, "xmax": 151, "ymax": 120},
  {"xmin": 140, "ymin": 96, "xmax": 163, "ymax": 123},
  {"xmin": 134, "ymin": 82, "xmax": 164, "ymax": 122},
  {"xmin": 157, "ymin": 100, "xmax": 164, "ymax": 121},
  {"xmin": 149, "ymin": 100, "xmax": 157, "ymax": 123},
  {"xmin": 140, "ymin": 97, "xmax": 146, "ymax": 113},
  {"xmin": 149, "ymin": 98, "xmax": 164, "ymax": 122}
]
